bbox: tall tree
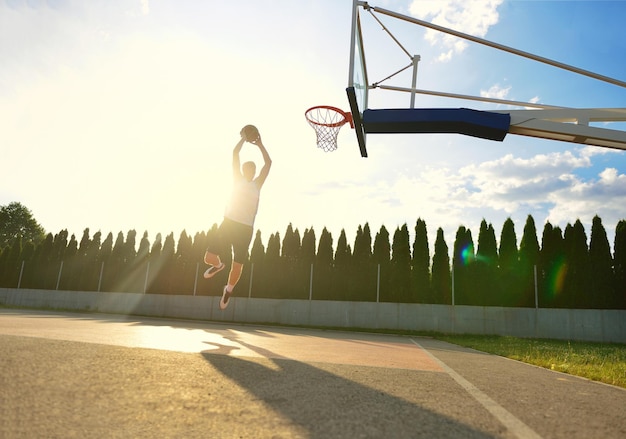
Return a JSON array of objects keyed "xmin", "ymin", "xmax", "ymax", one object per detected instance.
[
  {"xmin": 52, "ymin": 229, "xmax": 69, "ymax": 271},
  {"xmin": 373, "ymin": 225, "xmax": 391, "ymax": 302},
  {"xmin": 20, "ymin": 240, "xmax": 36, "ymax": 289},
  {"xmin": 250, "ymin": 231, "xmax": 265, "ymax": 265},
  {"xmin": 315, "ymin": 228, "xmax": 334, "ymax": 300},
  {"xmin": 282, "ymin": 224, "xmax": 305, "ymax": 299},
  {"xmin": 0, "ymin": 202, "xmax": 45, "ymax": 248},
  {"xmin": 106, "ymin": 232, "xmax": 126, "ymax": 292},
  {"xmin": 299, "ymin": 228, "xmax": 317, "ymax": 299},
  {"xmin": 518, "ymin": 215, "xmax": 540, "ymax": 307},
  {"xmin": 0, "ymin": 246, "xmax": 8, "ymax": 287},
  {"xmin": 59, "ymin": 234, "xmax": 78, "ymax": 291},
  {"xmin": 72, "ymin": 229, "xmax": 91, "ymax": 291},
  {"xmin": 498, "ymin": 218, "xmax": 519, "ymax": 306},
  {"xmin": 1, "ymin": 236, "xmax": 22, "ymax": 287},
  {"xmin": 78, "ymin": 228, "xmax": 91, "ymax": 257},
  {"xmin": 390, "ymin": 224, "xmax": 411, "ymax": 302},
  {"xmin": 98, "ymin": 232, "xmax": 114, "ymax": 292},
  {"xmin": 147, "ymin": 233, "xmax": 163, "ymax": 294},
  {"xmin": 353, "ymin": 224, "xmax": 372, "ymax": 264},
  {"xmin": 335, "ymin": 229, "xmax": 352, "ymax": 300},
  {"xmin": 82, "ymin": 231, "xmax": 102, "ymax": 292},
  {"xmin": 563, "ymin": 220, "xmax": 591, "ymax": 308},
  {"xmin": 476, "ymin": 220, "xmax": 497, "ymax": 306},
  {"xmin": 316, "ymin": 228, "xmax": 333, "ymax": 265},
  {"xmin": 615, "ymin": 220, "xmax": 626, "ymax": 309},
  {"xmin": 282, "ymin": 224, "xmax": 301, "ymax": 262},
  {"xmin": 124, "ymin": 232, "xmax": 149, "ymax": 293},
  {"xmin": 453, "ymin": 226, "xmax": 474, "ymax": 305},
  {"xmin": 412, "ymin": 219, "xmax": 431, "ymax": 303},
  {"xmin": 589, "ymin": 216, "xmax": 615, "ymax": 308},
  {"xmin": 431, "ymin": 228, "xmax": 451, "ymax": 304},
  {"xmin": 266, "ymin": 232, "xmax": 282, "ymax": 298},
  {"xmin": 301, "ymin": 228, "xmax": 316, "ymax": 267},
  {"xmin": 159, "ymin": 233, "xmax": 176, "ymax": 294},
  {"xmin": 123, "ymin": 230, "xmax": 138, "ymax": 292},
  {"xmin": 137, "ymin": 231, "xmax": 151, "ymax": 266},
  {"xmin": 353, "ymin": 223, "xmax": 375, "ymax": 301},
  {"xmin": 175, "ymin": 230, "xmax": 195, "ymax": 294},
  {"xmin": 249, "ymin": 230, "xmax": 266, "ymax": 298},
  {"xmin": 35, "ymin": 233, "xmax": 55, "ymax": 289}
]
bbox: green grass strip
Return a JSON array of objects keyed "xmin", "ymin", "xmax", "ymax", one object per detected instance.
[{"xmin": 436, "ymin": 335, "xmax": 626, "ymax": 389}]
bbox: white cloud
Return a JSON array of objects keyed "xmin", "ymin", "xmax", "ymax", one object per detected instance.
[
  {"xmin": 545, "ymin": 166, "xmax": 626, "ymax": 233},
  {"xmin": 450, "ymin": 148, "xmax": 626, "ymax": 242},
  {"xmin": 480, "ymin": 83, "xmax": 511, "ymax": 100},
  {"xmin": 409, "ymin": 0, "xmax": 503, "ymax": 61},
  {"xmin": 334, "ymin": 147, "xmax": 625, "ymax": 248}
]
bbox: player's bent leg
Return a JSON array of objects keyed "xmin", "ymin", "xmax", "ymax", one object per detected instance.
[
  {"xmin": 228, "ymin": 261, "xmax": 244, "ymax": 288},
  {"xmin": 219, "ymin": 262, "xmax": 244, "ymax": 310},
  {"xmin": 203, "ymin": 251, "xmax": 224, "ymax": 279},
  {"xmin": 204, "ymin": 251, "xmax": 220, "ymax": 266}
]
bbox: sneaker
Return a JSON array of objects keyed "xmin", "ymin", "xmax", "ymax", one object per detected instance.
[
  {"xmin": 219, "ymin": 285, "xmax": 232, "ymax": 310},
  {"xmin": 203, "ymin": 263, "xmax": 225, "ymax": 279}
]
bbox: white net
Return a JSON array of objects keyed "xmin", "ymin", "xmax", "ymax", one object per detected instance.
[{"xmin": 305, "ymin": 106, "xmax": 351, "ymax": 152}]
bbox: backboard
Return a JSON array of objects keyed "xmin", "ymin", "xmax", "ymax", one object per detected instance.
[
  {"xmin": 345, "ymin": 0, "xmax": 511, "ymax": 157},
  {"xmin": 344, "ymin": 1, "xmax": 626, "ymax": 156},
  {"xmin": 346, "ymin": 1, "xmax": 368, "ymax": 157}
]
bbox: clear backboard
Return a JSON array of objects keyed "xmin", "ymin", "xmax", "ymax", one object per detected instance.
[
  {"xmin": 346, "ymin": 1, "xmax": 368, "ymax": 157},
  {"xmin": 345, "ymin": 0, "xmax": 510, "ymax": 157},
  {"xmin": 344, "ymin": 1, "xmax": 626, "ymax": 156}
]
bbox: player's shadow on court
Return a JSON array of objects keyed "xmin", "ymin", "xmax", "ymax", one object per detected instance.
[{"xmin": 201, "ymin": 335, "xmax": 499, "ymax": 439}]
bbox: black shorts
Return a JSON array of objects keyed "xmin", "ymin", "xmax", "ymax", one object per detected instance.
[{"xmin": 208, "ymin": 217, "xmax": 253, "ymax": 264}]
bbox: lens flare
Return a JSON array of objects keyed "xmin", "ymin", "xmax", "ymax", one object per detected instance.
[
  {"xmin": 546, "ymin": 257, "xmax": 568, "ymax": 299},
  {"xmin": 459, "ymin": 245, "xmax": 473, "ymax": 266}
]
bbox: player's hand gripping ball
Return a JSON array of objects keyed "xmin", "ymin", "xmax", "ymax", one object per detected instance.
[{"xmin": 241, "ymin": 125, "xmax": 260, "ymax": 143}]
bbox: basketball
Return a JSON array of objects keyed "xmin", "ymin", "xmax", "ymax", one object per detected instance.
[{"xmin": 241, "ymin": 124, "xmax": 260, "ymax": 143}]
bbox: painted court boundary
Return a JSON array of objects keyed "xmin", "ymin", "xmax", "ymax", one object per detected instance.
[{"xmin": 411, "ymin": 339, "xmax": 542, "ymax": 439}]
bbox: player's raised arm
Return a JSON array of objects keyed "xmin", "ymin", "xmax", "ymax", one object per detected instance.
[
  {"xmin": 253, "ymin": 137, "xmax": 272, "ymax": 187},
  {"xmin": 232, "ymin": 136, "xmax": 245, "ymax": 178}
]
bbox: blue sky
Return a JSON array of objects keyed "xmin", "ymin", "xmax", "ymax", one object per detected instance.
[{"xmin": 1, "ymin": 0, "xmax": 625, "ymax": 253}]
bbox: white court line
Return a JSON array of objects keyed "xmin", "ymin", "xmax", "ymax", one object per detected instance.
[{"xmin": 410, "ymin": 339, "xmax": 542, "ymax": 439}]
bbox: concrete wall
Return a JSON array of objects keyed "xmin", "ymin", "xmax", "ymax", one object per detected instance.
[{"xmin": 1, "ymin": 287, "xmax": 625, "ymax": 343}]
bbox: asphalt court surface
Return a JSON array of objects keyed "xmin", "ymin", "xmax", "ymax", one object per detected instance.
[{"xmin": 1, "ymin": 309, "xmax": 625, "ymax": 438}]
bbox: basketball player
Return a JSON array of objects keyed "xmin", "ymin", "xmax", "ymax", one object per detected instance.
[{"xmin": 203, "ymin": 126, "xmax": 272, "ymax": 310}]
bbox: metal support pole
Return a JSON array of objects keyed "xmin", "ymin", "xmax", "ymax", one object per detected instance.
[
  {"xmin": 193, "ymin": 262, "xmax": 199, "ymax": 296},
  {"xmin": 376, "ymin": 264, "xmax": 380, "ymax": 303},
  {"xmin": 98, "ymin": 262, "xmax": 104, "ymax": 292},
  {"xmin": 55, "ymin": 261, "xmax": 64, "ymax": 290},
  {"xmin": 248, "ymin": 263, "xmax": 254, "ymax": 299},
  {"xmin": 370, "ymin": 5, "xmax": 626, "ymax": 89},
  {"xmin": 410, "ymin": 54, "xmax": 420, "ymax": 108},
  {"xmin": 451, "ymin": 265, "xmax": 455, "ymax": 306},
  {"xmin": 309, "ymin": 264, "xmax": 314, "ymax": 301},
  {"xmin": 143, "ymin": 261, "xmax": 150, "ymax": 294},
  {"xmin": 18, "ymin": 260, "xmax": 24, "ymax": 289},
  {"xmin": 534, "ymin": 265, "xmax": 539, "ymax": 309}
]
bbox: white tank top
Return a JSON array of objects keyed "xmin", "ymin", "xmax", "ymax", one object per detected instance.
[{"xmin": 224, "ymin": 179, "xmax": 260, "ymax": 226}]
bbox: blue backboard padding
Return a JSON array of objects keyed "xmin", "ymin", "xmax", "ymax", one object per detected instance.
[{"xmin": 362, "ymin": 108, "xmax": 511, "ymax": 141}]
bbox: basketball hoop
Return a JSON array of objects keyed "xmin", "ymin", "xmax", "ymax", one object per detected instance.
[{"xmin": 305, "ymin": 106, "xmax": 354, "ymax": 152}]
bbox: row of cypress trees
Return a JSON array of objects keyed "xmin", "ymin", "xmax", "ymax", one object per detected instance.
[{"xmin": 0, "ymin": 215, "xmax": 624, "ymax": 309}]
